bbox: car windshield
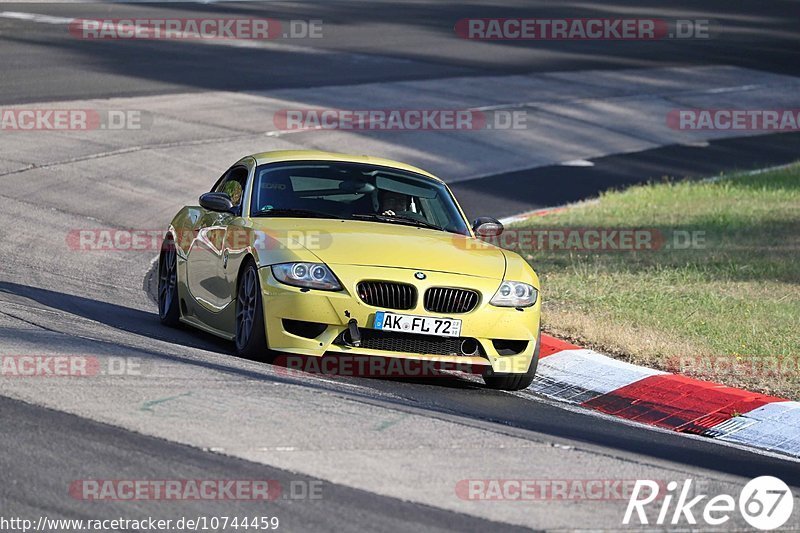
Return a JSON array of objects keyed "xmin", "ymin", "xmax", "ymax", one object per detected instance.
[{"xmin": 250, "ymin": 161, "xmax": 470, "ymax": 235}]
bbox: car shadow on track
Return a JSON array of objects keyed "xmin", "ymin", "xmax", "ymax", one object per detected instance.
[{"xmin": 0, "ymin": 280, "xmax": 234, "ymax": 355}]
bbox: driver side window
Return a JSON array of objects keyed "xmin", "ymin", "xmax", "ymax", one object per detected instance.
[{"xmin": 214, "ymin": 167, "xmax": 249, "ymax": 208}]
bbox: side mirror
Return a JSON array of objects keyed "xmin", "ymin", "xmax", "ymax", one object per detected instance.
[
  {"xmin": 199, "ymin": 192, "xmax": 235, "ymax": 213},
  {"xmin": 472, "ymin": 217, "xmax": 504, "ymax": 237}
]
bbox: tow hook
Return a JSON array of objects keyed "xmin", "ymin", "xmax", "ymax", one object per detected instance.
[{"xmin": 345, "ymin": 318, "xmax": 361, "ymax": 347}]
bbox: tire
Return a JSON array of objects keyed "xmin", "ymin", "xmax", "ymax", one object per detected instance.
[
  {"xmin": 158, "ymin": 235, "xmax": 181, "ymax": 327},
  {"xmin": 234, "ymin": 260, "xmax": 274, "ymax": 362},
  {"xmin": 484, "ymin": 332, "xmax": 541, "ymax": 391}
]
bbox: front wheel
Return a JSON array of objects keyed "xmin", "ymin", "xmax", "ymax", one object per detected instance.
[
  {"xmin": 484, "ymin": 332, "xmax": 540, "ymax": 391},
  {"xmin": 158, "ymin": 235, "xmax": 181, "ymax": 327},
  {"xmin": 234, "ymin": 261, "xmax": 274, "ymax": 362}
]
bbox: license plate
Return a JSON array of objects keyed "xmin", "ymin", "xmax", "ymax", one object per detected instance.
[{"xmin": 374, "ymin": 311, "xmax": 462, "ymax": 337}]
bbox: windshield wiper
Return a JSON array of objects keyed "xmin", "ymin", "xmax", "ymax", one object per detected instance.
[
  {"xmin": 254, "ymin": 208, "xmax": 342, "ymax": 219},
  {"xmin": 352, "ymin": 213, "xmax": 444, "ymax": 231}
]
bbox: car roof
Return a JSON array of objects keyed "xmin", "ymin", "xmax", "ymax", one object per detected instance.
[{"xmin": 247, "ymin": 150, "xmax": 442, "ymax": 182}]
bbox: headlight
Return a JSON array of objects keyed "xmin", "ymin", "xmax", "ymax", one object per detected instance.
[
  {"xmin": 490, "ymin": 281, "xmax": 538, "ymax": 307},
  {"xmin": 271, "ymin": 262, "xmax": 342, "ymax": 291}
]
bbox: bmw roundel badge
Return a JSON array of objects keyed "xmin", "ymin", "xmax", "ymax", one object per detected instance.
[{"xmin": 414, "ymin": 272, "xmax": 426, "ymax": 280}]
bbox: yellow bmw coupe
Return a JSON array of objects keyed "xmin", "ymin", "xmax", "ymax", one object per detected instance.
[{"xmin": 158, "ymin": 150, "xmax": 541, "ymax": 390}]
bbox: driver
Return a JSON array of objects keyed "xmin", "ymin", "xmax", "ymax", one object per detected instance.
[{"xmin": 378, "ymin": 190, "xmax": 409, "ymax": 216}]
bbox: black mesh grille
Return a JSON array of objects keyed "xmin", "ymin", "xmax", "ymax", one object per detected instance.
[
  {"xmin": 336, "ymin": 329, "xmax": 483, "ymax": 357},
  {"xmin": 424, "ymin": 287, "xmax": 480, "ymax": 314},
  {"xmin": 357, "ymin": 281, "xmax": 416, "ymax": 310}
]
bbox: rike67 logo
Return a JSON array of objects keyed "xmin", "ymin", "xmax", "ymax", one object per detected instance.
[{"xmin": 624, "ymin": 477, "xmax": 794, "ymax": 530}]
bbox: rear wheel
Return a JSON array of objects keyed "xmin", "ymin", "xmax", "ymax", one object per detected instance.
[
  {"xmin": 158, "ymin": 236, "xmax": 181, "ymax": 327},
  {"xmin": 484, "ymin": 332, "xmax": 540, "ymax": 391},
  {"xmin": 235, "ymin": 261, "xmax": 274, "ymax": 362}
]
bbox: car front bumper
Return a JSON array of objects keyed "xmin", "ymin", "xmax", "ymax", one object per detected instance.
[{"xmin": 258, "ymin": 264, "xmax": 540, "ymax": 375}]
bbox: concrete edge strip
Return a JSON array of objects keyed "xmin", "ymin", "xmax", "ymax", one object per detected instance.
[{"xmin": 536, "ymin": 334, "xmax": 800, "ymax": 458}]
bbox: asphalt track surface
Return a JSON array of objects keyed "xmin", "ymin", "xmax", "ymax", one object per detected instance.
[
  {"xmin": 1, "ymin": 1, "xmax": 800, "ymax": 531},
  {"xmin": 0, "ymin": 395, "xmax": 530, "ymax": 532},
  {"xmin": 455, "ymin": 131, "xmax": 800, "ymax": 219},
  {"xmin": 1, "ymin": 0, "xmax": 800, "ymax": 104}
]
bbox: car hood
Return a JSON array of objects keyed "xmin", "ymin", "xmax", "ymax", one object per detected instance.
[{"xmin": 251, "ymin": 218, "xmax": 507, "ymax": 279}]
